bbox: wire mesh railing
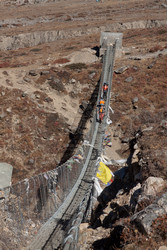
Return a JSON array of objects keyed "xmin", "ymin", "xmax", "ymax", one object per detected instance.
[{"xmin": 0, "ymin": 88, "xmax": 101, "ymax": 248}]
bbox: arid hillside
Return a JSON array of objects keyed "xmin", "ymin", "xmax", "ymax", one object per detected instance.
[
  {"xmin": 0, "ymin": 0, "xmax": 166, "ymax": 183},
  {"xmin": 0, "ymin": 0, "xmax": 167, "ymax": 249}
]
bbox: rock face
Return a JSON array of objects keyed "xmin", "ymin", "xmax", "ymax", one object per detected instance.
[
  {"xmin": 131, "ymin": 192, "xmax": 167, "ymax": 235},
  {"xmin": 132, "ymin": 177, "xmax": 166, "ymax": 213},
  {"xmin": 0, "ymin": 20, "xmax": 167, "ymax": 51}
]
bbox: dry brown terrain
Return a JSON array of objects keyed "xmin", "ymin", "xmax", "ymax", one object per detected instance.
[
  {"xmin": 0, "ymin": 0, "xmax": 166, "ymax": 183},
  {"xmin": 0, "ymin": 0, "xmax": 167, "ymax": 248}
]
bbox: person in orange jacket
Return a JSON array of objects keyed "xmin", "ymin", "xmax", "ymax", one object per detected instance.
[
  {"xmin": 99, "ymin": 98, "xmax": 105, "ymax": 106},
  {"xmin": 98, "ymin": 98, "xmax": 105, "ymax": 122}
]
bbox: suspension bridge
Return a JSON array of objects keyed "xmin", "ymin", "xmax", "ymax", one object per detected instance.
[{"xmin": 0, "ymin": 41, "xmax": 117, "ymax": 250}]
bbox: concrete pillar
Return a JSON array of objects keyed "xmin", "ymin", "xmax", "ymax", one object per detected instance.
[
  {"xmin": 100, "ymin": 32, "xmax": 123, "ymax": 57},
  {"xmin": 0, "ymin": 163, "xmax": 13, "ymax": 189}
]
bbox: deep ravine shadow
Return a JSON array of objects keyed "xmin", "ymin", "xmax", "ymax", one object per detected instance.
[
  {"xmin": 102, "ymin": 203, "xmax": 130, "ymax": 229},
  {"xmin": 127, "ymin": 130, "xmax": 142, "ymax": 182},
  {"xmin": 91, "ymin": 46, "xmax": 100, "ymax": 57},
  {"xmin": 97, "ymin": 176, "xmax": 125, "ymax": 207},
  {"xmin": 92, "ymin": 225, "xmax": 124, "ymax": 250},
  {"xmin": 58, "ymin": 80, "xmax": 100, "ymax": 165}
]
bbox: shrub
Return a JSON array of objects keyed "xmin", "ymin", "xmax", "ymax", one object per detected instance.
[
  {"xmin": 0, "ymin": 62, "xmax": 10, "ymax": 68},
  {"xmin": 149, "ymin": 45, "xmax": 163, "ymax": 53},
  {"xmin": 152, "ymin": 215, "xmax": 167, "ymax": 241},
  {"xmin": 53, "ymin": 58, "xmax": 70, "ymax": 64},
  {"xmin": 65, "ymin": 63, "xmax": 87, "ymax": 71},
  {"xmin": 158, "ymin": 29, "xmax": 167, "ymax": 35},
  {"xmin": 30, "ymin": 48, "xmax": 42, "ymax": 52}
]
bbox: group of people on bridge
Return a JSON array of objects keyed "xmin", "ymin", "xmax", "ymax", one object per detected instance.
[{"xmin": 97, "ymin": 82, "xmax": 109, "ymax": 123}]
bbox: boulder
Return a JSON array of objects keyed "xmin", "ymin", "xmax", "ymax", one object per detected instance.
[
  {"xmin": 134, "ymin": 177, "xmax": 166, "ymax": 212},
  {"xmin": 70, "ymin": 78, "xmax": 76, "ymax": 84},
  {"xmin": 132, "ymin": 97, "xmax": 138, "ymax": 104},
  {"xmin": 48, "ymin": 78, "xmax": 65, "ymax": 92},
  {"xmin": 40, "ymin": 70, "xmax": 49, "ymax": 75},
  {"xmin": 23, "ymin": 77, "xmax": 31, "ymax": 83},
  {"xmin": 131, "ymin": 192, "xmax": 167, "ymax": 234},
  {"xmin": 80, "ymin": 100, "xmax": 88, "ymax": 111},
  {"xmin": 147, "ymin": 63, "xmax": 155, "ymax": 69},
  {"xmin": 89, "ymin": 72, "xmax": 96, "ymax": 79},
  {"xmin": 29, "ymin": 70, "xmax": 38, "ymax": 76},
  {"xmin": 125, "ymin": 76, "xmax": 133, "ymax": 83},
  {"xmin": 135, "ymin": 193, "xmax": 155, "ymax": 213},
  {"xmin": 142, "ymin": 176, "xmax": 165, "ymax": 196},
  {"xmin": 114, "ymin": 66, "xmax": 128, "ymax": 74},
  {"xmin": 121, "ymin": 137, "xmax": 129, "ymax": 143},
  {"xmin": 161, "ymin": 3, "xmax": 167, "ymax": 8}
]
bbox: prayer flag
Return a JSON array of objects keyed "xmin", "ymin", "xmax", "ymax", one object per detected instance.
[{"xmin": 96, "ymin": 161, "xmax": 114, "ymax": 185}]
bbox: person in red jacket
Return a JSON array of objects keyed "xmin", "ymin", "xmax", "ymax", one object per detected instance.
[
  {"xmin": 103, "ymin": 83, "xmax": 108, "ymax": 97},
  {"xmin": 99, "ymin": 105, "xmax": 105, "ymax": 122}
]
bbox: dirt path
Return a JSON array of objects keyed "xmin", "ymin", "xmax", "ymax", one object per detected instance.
[{"xmin": 104, "ymin": 125, "xmax": 124, "ymax": 161}]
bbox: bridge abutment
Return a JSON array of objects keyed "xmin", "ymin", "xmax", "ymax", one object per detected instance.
[{"xmin": 100, "ymin": 32, "xmax": 123, "ymax": 58}]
